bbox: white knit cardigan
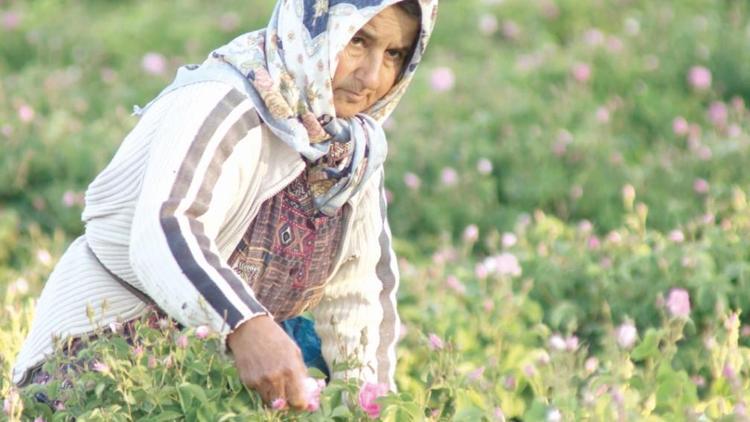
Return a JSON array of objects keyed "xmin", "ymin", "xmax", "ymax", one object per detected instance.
[{"xmin": 13, "ymin": 81, "xmax": 401, "ymax": 390}]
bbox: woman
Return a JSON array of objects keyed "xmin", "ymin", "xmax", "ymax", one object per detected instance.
[{"xmin": 13, "ymin": 0, "xmax": 437, "ymax": 410}]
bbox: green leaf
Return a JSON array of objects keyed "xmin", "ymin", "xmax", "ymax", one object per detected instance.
[
  {"xmin": 331, "ymin": 405, "xmax": 352, "ymax": 418},
  {"xmin": 631, "ymin": 328, "xmax": 661, "ymax": 361}
]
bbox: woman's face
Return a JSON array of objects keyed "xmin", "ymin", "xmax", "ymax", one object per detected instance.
[{"xmin": 332, "ymin": 4, "xmax": 420, "ymax": 118}]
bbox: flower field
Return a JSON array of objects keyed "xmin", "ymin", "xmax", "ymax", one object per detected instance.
[{"xmin": 2, "ymin": 0, "xmax": 750, "ymax": 420}]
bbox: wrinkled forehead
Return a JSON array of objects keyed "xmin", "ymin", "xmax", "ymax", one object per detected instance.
[{"xmin": 294, "ymin": 1, "xmax": 423, "ymax": 66}]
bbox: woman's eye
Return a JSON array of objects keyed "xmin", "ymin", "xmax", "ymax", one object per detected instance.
[
  {"xmin": 350, "ymin": 36, "xmax": 365, "ymax": 47},
  {"xmin": 386, "ymin": 49, "xmax": 404, "ymax": 60}
]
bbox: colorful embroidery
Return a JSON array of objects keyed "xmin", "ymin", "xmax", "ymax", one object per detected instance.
[{"xmin": 229, "ymin": 172, "xmax": 346, "ymax": 321}]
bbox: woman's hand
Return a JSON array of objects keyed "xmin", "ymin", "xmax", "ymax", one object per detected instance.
[{"xmin": 227, "ymin": 315, "xmax": 309, "ymax": 410}]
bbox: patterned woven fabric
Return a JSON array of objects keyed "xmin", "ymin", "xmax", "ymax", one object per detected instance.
[{"xmin": 228, "ymin": 170, "xmax": 346, "ymax": 321}]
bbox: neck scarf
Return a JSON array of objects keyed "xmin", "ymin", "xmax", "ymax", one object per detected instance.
[{"xmin": 206, "ymin": 0, "xmax": 438, "ymax": 215}]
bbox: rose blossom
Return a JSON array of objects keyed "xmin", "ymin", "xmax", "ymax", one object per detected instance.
[
  {"xmin": 358, "ymin": 382, "xmax": 389, "ymax": 419},
  {"xmin": 477, "ymin": 158, "xmax": 493, "ymax": 175},
  {"xmin": 302, "ymin": 377, "xmax": 325, "ymax": 411},
  {"xmin": 176, "ymin": 334, "xmax": 189, "ymax": 349},
  {"xmin": 693, "ymin": 178, "xmax": 709, "ymax": 194},
  {"xmin": 672, "ymin": 116, "xmax": 689, "ymax": 136},
  {"xmin": 403, "ymin": 172, "xmax": 421, "ymax": 190},
  {"xmin": 141, "ymin": 52, "xmax": 167, "ymax": 76},
  {"xmin": 616, "ymin": 322, "xmax": 637, "ymax": 349},
  {"xmin": 428, "ymin": 333, "xmax": 444, "ymax": 350},
  {"xmin": 572, "ymin": 63, "xmax": 591, "ymax": 83},
  {"xmin": 195, "ymin": 325, "xmax": 210, "ymax": 339},
  {"xmin": 440, "ymin": 167, "xmax": 459, "ymax": 186},
  {"xmin": 688, "ymin": 65, "xmax": 711, "ymax": 91},
  {"xmin": 430, "ymin": 67, "xmax": 455, "ymax": 92},
  {"xmin": 666, "ymin": 288, "xmax": 691, "ymax": 318}
]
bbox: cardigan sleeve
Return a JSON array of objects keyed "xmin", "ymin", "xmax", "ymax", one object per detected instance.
[
  {"xmin": 310, "ymin": 169, "xmax": 401, "ymax": 390},
  {"xmin": 128, "ymin": 81, "xmax": 270, "ymax": 335}
]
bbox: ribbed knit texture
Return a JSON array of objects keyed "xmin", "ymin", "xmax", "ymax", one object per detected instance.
[{"xmin": 13, "ymin": 81, "xmax": 400, "ymax": 390}]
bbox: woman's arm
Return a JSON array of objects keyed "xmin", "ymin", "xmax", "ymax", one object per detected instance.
[
  {"xmin": 128, "ymin": 81, "xmax": 269, "ymax": 335},
  {"xmin": 127, "ymin": 81, "xmax": 310, "ymax": 408}
]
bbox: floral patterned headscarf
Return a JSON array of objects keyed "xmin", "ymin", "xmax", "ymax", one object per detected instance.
[{"xmin": 207, "ymin": 0, "xmax": 438, "ymax": 215}]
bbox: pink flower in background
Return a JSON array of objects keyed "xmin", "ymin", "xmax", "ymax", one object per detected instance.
[
  {"xmin": 132, "ymin": 344, "xmax": 144, "ymax": 358},
  {"xmin": 37, "ymin": 249, "xmax": 52, "ymax": 265},
  {"xmin": 587, "ymin": 236, "xmax": 601, "ymax": 250},
  {"xmin": 547, "ymin": 408, "xmax": 562, "ymax": 422},
  {"xmin": 501, "ymin": 232, "xmax": 517, "ymax": 248},
  {"xmin": 195, "ymin": 325, "xmax": 210, "ymax": 339},
  {"xmin": 696, "ymin": 145, "xmax": 712, "ymax": 161},
  {"xmin": 468, "ymin": 366, "xmax": 485, "ymax": 381},
  {"xmin": 483, "ymin": 299, "xmax": 494, "ymax": 312},
  {"xmin": 440, "ymin": 167, "xmax": 459, "ymax": 186},
  {"xmin": 403, "ymin": 172, "xmax": 421, "ymax": 190},
  {"xmin": 478, "ymin": 14, "xmax": 498, "ymax": 36},
  {"xmin": 585, "ymin": 357, "xmax": 599, "ymax": 374},
  {"xmin": 1, "ymin": 11, "xmax": 21, "ymax": 31},
  {"xmin": 271, "ymin": 397, "xmax": 287, "ymax": 410},
  {"xmin": 141, "ymin": 52, "xmax": 167, "ymax": 76},
  {"xmin": 92, "ymin": 361, "xmax": 110, "ymax": 373},
  {"xmin": 666, "ymin": 288, "xmax": 691, "ymax": 318},
  {"xmin": 707, "ymin": 101, "xmax": 728, "ymax": 127},
  {"xmin": 302, "ymin": 377, "xmax": 325, "ymax": 411},
  {"xmin": 595, "ymin": 107, "xmax": 610, "ymax": 123},
  {"xmin": 463, "ymin": 224, "xmax": 479, "ymax": 243},
  {"xmin": 668, "ymin": 230, "xmax": 685, "ymax": 243},
  {"xmin": 62, "ymin": 191, "xmax": 76, "ymax": 207},
  {"xmin": 607, "ymin": 36, "xmax": 624, "ymax": 53},
  {"xmin": 549, "ymin": 334, "xmax": 566, "ymax": 351},
  {"xmin": 148, "ymin": 355, "xmax": 157, "ymax": 368},
  {"xmin": 34, "ymin": 417, "xmax": 45, "ymax": 422},
  {"xmin": 572, "ymin": 63, "xmax": 591, "ymax": 83},
  {"xmin": 3, "ymin": 396, "xmax": 11, "ymax": 415},
  {"xmin": 672, "ymin": 116, "xmax": 689, "ymax": 136},
  {"xmin": 583, "ymin": 28, "xmax": 604, "ymax": 46},
  {"xmin": 477, "ymin": 158, "xmax": 493, "ymax": 175},
  {"xmin": 17, "ymin": 104, "xmax": 35, "ymax": 123},
  {"xmin": 616, "ymin": 322, "xmax": 637, "ymax": 349},
  {"xmin": 501, "ymin": 20, "xmax": 521, "ymax": 40},
  {"xmin": 428, "ymin": 333, "xmax": 444, "ymax": 350},
  {"xmin": 176, "ymin": 335, "xmax": 189, "ymax": 349},
  {"xmin": 688, "ymin": 66, "xmax": 711, "ymax": 91},
  {"xmin": 490, "ymin": 253, "xmax": 522, "ymax": 277},
  {"xmin": 430, "ymin": 67, "xmax": 455, "ymax": 92},
  {"xmin": 578, "ymin": 220, "xmax": 593, "ymax": 233},
  {"xmin": 693, "ymin": 178, "xmax": 709, "ymax": 194},
  {"xmin": 358, "ymin": 382, "xmax": 389, "ymax": 419},
  {"xmin": 1, "ymin": 124, "xmax": 13, "ymax": 137},
  {"xmin": 565, "ymin": 335, "xmax": 579, "ymax": 351},
  {"xmin": 446, "ymin": 275, "xmax": 466, "ymax": 294}
]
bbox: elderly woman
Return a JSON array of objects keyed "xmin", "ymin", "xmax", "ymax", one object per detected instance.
[{"xmin": 13, "ymin": 0, "xmax": 437, "ymax": 410}]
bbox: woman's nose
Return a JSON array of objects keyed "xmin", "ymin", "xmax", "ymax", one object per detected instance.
[{"xmin": 356, "ymin": 53, "xmax": 383, "ymax": 91}]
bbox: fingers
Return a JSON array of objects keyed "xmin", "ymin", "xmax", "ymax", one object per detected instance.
[{"xmin": 285, "ymin": 369, "xmax": 308, "ymax": 411}]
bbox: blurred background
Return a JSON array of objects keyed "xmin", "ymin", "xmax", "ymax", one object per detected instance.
[{"xmin": 3, "ymin": 0, "xmax": 750, "ymax": 417}]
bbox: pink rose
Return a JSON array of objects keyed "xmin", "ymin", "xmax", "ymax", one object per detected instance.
[
  {"xmin": 176, "ymin": 335, "xmax": 188, "ymax": 349},
  {"xmin": 195, "ymin": 325, "xmax": 210, "ymax": 339},
  {"xmin": 688, "ymin": 66, "xmax": 711, "ymax": 91},
  {"xmin": 430, "ymin": 67, "xmax": 455, "ymax": 92},
  {"xmin": 616, "ymin": 322, "xmax": 637, "ymax": 349},
  {"xmin": 572, "ymin": 63, "xmax": 591, "ymax": 83},
  {"xmin": 666, "ymin": 288, "xmax": 691, "ymax": 318},
  {"xmin": 428, "ymin": 333, "xmax": 444, "ymax": 350},
  {"xmin": 271, "ymin": 397, "xmax": 287, "ymax": 410},
  {"xmin": 141, "ymin": 52, "xmax": 167, "ymax": 76},
  {"xmin": 358, "ymin": 382, "xmax": 390, "ymax": 419},
  {"xmin": 673, "ymin": 116, "xmax": 689, "ymax": 136},
  {"xmin": 302, "ymin": 377, "xmax": 325, "ymax": 412}
]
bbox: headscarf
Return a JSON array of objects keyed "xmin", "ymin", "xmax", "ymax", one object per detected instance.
[{"xmin": 207, "ymin": 0, "xmax": 438, "ymax": 215}]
